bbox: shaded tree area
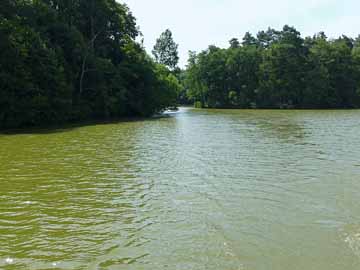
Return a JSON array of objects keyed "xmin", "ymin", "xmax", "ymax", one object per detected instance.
[
  {"xmin": 0, "ymin": 0, "xmax": 180, "ymax": 129},
  {"xmin": 185, "ymin": 26, "xmax": 360, "ymax": 109}
]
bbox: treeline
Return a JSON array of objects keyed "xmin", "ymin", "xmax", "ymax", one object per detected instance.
[
  {"xmin": 185, "ymin": 26, "xmax": 360, "ymax": 109},
  {"xmin": 0, "ymin": 0, "xmax": 180, "ymax": 129}
]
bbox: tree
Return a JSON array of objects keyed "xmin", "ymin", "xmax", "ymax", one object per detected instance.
[
  {"xmin": 242, "ymin": 32, "xmax": 257, "ymax": 46},
  {"xmin": 185, "ymin": 51, "xmax": 206, "ymax": 106},
  {"xmin": 185, "ymin": 25, "xmax": 360, "ymax": 109},
  {"xmin": 335, "ymin": 35, "xmax": 354, "ymax": 49},
  {"xmin": 0, "ymin": 0, "xmax": 180, "ymax": 129},
  {"xmin": 229, "ymin": 38, "xmax": 240, "ymax": 49},
  {"xmin": 355, "ymin": 35, "xmax": 360, "ymax": 48},
  {"xmin": 256, "ymin": 27, "xmax": 280, "ymax": 48},
  {"xmin": 152, "ymin": 29, "xmax": 179, "ymax": 70}
]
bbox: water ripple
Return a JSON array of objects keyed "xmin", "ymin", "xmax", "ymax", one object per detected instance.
[{"xmin": 1, "ymin": 108, "xmax": 360, "ymax": 269}]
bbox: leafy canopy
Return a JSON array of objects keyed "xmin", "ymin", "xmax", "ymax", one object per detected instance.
[{"xmin": 152, "ymin": 29, "xmax": 179, "ymax": 70}]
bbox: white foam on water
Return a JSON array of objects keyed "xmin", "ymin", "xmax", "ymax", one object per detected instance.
[
  {"xmin": 5, "ymin": 257, "xmax": 14, "ymax": 264},
  {"xmin": 23, "ymin": 201, "xmax": 33, "ymax": 205},
  {"xmin": 343, "ymin": 225, "xmax": 360, "ymax": 257}
]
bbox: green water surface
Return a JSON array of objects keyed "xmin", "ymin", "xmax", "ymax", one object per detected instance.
[{"xmin": 1, "ymin": 108, "xmax": 360, "ymax": 270}]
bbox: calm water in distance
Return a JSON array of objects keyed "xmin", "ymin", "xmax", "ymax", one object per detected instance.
[{"xmin": 1, "ymin": 108, "xmax": 360, "ymax": 270}]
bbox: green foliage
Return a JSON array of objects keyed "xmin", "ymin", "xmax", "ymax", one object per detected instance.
[
  {"xmin": 185, "ymin": 44, "xmax": 261, "ymax": 108},
  {"xmin": 152, "ymin": 29, "xmax": 179, "ymax": 70},
  {"xmin": 194, "ymin": 101, "xmax": 203, "ymax": 108},
  {"xmin": 229, "ymin": 38, "xmax": 240, "ymax": 49},
  {"xmin": 0, "ymin": 0, "xmax": 179, "ymax": 129},
  {"xmin": 185, "ymin": 25, "xmax": 360, "ymax": 109},
  {"xmin": 242, "ymin": 32, "xmax": 257, "ymax": 47}
]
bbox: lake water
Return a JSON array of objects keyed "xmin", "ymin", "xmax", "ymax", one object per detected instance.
[{"xmin": 1, "ymin": 108, "xmax": 360, "ymax": 270}]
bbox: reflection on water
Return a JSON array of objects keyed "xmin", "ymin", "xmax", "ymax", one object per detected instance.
[
  {"xmin": 344, "ymin": 224, "xmax": 360, "ymax": 258},
  {"xmin": 0, "ymin": 108, "xmax": 360, "ymax": 269}
]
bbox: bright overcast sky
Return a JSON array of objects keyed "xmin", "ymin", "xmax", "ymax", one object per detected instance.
[{"xmin": 123, "ymin": 0, "xmax": 360, "ymax": 67}]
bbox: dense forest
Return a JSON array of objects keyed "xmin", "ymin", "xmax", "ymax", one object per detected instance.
[
  {"xmin": 2, "ymin": 2, "xmax": 360, "ymax": 130},
  {"xmin": 185, "ymin": 26, "xmax": 360, "ymax": 109},
  {"xmin": 0, "ymin": 0, "xmax": 181, "ymax": 129}
]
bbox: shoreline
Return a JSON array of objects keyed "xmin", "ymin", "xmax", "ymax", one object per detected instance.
[
  {"xmin": 0, "ymin": 114, "xmax": 171, "ymax": 135},
  {"xmin": 2, "ymin": 106, "xmax": 360, "ymax": 134}
]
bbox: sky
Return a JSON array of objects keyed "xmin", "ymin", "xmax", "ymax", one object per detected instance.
[{"xmin": 123, "ymin": 0, "xmax": 360, "ymax": 67}]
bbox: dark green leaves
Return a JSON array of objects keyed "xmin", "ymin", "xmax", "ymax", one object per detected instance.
[
  {"xmin": 185, "ymin": 25, "xmax": 360, "ymax": 109},
  {"xmin": 0, "ymin": 0, "xmax": 180, "ymax": 129}
]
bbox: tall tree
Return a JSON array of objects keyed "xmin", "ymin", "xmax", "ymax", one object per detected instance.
[{"xmin": 152, "ymin": 29, "xmax": 179, "ymax": 70}]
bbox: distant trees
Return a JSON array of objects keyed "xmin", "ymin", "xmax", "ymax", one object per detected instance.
[
  {"xmin": 184, "ymin": 25, "xmax": 360, "ymax": 109},
  {"xmin": 152, "ymin": 29, "xmax": 179, "ymax": 70},
  {"xmin": 3, "ymin": 5, "xmax": 360, "ymax": 131},
  {"xmin": 0, "ymin": 0, "xmax": 179, "ymax": 129},
  {"xmin": 152, "ymin": 29, "xmax": 184, "ymax": 104}
]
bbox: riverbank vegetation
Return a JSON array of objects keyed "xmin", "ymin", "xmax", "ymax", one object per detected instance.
[
  {"xmin": 2, "ymin": 2, "xmax": 360, "ymax": 130},
  {"xmin": 0, "ymin": 0, "xmax": 180, "ymax": 129},
  {"xmin": 185, "ymin": 26, "xmax": 360, "ymax": 109}
]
